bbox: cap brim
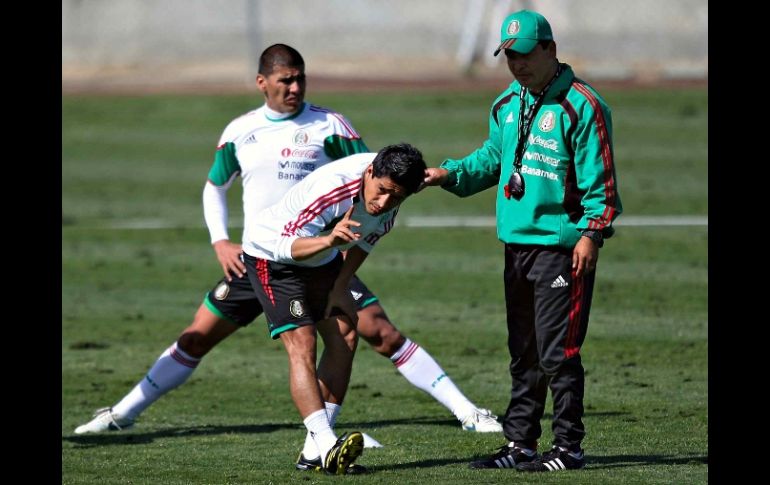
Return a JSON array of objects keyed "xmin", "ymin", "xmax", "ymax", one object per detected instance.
[{"xmin": 493, "ymin": 38, "xmax": 539, "ymax": 56}]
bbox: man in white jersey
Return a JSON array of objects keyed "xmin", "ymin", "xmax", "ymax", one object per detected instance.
[
  {"xmin": 241, "ymin": 143, "xmax": 426, "ymax": 474},
  {"xmin": 74, "ymin": 44, "xmax": 501, "ymax": 467}
]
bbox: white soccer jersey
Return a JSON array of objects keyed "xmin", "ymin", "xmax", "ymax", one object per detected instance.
[
  {"xmin": 243, "ymin": 153, "xmax": 398, "ymax": 267},
  {"xmin": 204, "ymin": 102, "xmax": 367, "ymax": 243}
]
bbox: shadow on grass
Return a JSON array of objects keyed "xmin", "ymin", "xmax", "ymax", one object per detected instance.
[
  {"xmin": 586, "ymin": 453, "xmax": 708, "ymax": 468},
  {"xmin": 62, "ymin": 413, "xmax": 707, "ymax": 474},
  {"xmin": 62, "ymin": 410, "xmax": 639, "ymax": 452},
  {"xmin": 62, "ymin": 423, "xmax": 297, "ymax": 448},
  {"xmin": 63, "ymin": 415, "xmax": 465, "ymax": 448},
  {"xmin": 363, "ymin": 452, "xmax": 708, "ymax": 473},
  {"xmin": 380, "ymin": 452, "xmax": 708, "ymax": 473}
]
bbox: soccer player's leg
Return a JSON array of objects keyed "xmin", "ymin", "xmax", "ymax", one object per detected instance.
[
  {"xmin": 244, "ymin": 253, "xmax": 364, "ymax": 473},
  {"xmin": 352, "ymin": 276, "xmax": 503, "ymax": 433},
  {"xmin": 74, "ymin": 274, "xmax": 261, "ymax": 434}
]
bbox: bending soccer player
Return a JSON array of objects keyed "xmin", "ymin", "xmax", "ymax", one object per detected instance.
[{"xmin": 241, "ymin": 143, "xmax": 428, "ymax": 473}]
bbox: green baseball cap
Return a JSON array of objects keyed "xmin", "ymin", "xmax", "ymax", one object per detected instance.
[{"xmin": 493, "ymin": 10, "xmax": 553, "ymax": 56}]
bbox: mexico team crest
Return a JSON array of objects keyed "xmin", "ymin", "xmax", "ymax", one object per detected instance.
[
  {"xmin": 507, "ymin": 20, "xmax": 520, "ymax": 35},
  {"xmin": 293, "ymin": 129, "xmax": 310, "ymax": 147},
  {"xmin": 213, "ymin": 281, "xmax": 230, "ymax": 300},
  {"xmin": 289, "ymin": 299, "xmax": 306, "ymax": 318},
  {"xmin": 538, "ymin": 111, "xmax": 556, "ymax": 132}
]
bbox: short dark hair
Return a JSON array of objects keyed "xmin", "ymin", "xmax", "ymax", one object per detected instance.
[
  {"xmin": 371, "ymin": 143, "xmax": 427, "ymax": 195},
  {"xmin": 258, "ymin": 44, "xmax": 304, "ymax": 76}
]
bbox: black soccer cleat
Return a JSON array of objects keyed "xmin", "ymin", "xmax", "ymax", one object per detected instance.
[
  {"xmin": 295, "ymin": 453, "xmax": 323, "ymax": 472},
  {"xmin": 323, "ymin": 431, "xmax": 365, "ymax": 475},
  {"xmin": 295, "ymin": 452, "xmax": 368, "ymax": 474},
  {"xmin": 516, "ymin": 445, "xmax": 585, "ymax": 472},
  {"xmin": 469, "ymin": 443, "xmax": 538, "ymax": 469}
]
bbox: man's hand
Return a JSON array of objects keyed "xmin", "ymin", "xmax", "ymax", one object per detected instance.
[
  {"xmin": 422, "ymin": 167, "xmax": 450, "ymax": 187},
  {"xmin": 213, "ymin": 239, "xmax": 246, "ymax": 281},
  {"xmin": 289, "ymin": 207, "xmax": 362, "ymax": 261},
  {"xmin": 572, "ymin": 236, "xmax": 599, "ymax": 277},
  {"xmin": 327, "ymin": 206, "xmax": 361, "ymax": 248}
]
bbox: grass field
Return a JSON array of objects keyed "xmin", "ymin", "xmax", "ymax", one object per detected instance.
[{"xmin": 62, "ymin": 87, "xmax": 708, "ymax": 484}]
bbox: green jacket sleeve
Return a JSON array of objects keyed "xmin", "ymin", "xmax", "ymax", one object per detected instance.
[
  {"xmin": 439, "ymin": 106, "xmax": 502, "ymax": 197},
  {"xmin": 572, "ymin": 100, "xmax": 622, "ymax": 238}
]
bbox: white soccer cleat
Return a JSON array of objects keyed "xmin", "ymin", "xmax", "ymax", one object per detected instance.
[
  {"xmin": 461, "ymin": 408, "xmax": 503, "ymax": 433},
  {"xmin": 74, "ymin": 407, "xmax": 134, "ymax": 434},
  {"xmin": 361, "ymin": 432, "xmax": 383, "ymax": 448}
]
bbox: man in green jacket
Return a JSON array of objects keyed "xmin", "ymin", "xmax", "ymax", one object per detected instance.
[{"xmin": 424, "ymin": 9, "xmax": 622, "ymax": 472}]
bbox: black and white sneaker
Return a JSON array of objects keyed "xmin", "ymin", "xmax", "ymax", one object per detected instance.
[
  {"xmin": 469, "ymin": 443, "xmax": 538, "ymax": 469},
  {"xmin": 516, "ymin": 445, "xmax": 585, "ymax": 472}
]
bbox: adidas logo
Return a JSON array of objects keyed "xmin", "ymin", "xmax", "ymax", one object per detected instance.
[
  {"xmin": 244, "ymin": 134, "xmax": 257, "ymax": 144},
  {"xmin": 550, "ymin": 275, "xmax": 568, "ymax": 288},
  {"xmin": 350, "ymin": 290, "xmax": 363, "ymax": 301}
]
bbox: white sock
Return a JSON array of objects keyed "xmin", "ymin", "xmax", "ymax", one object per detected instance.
[
  {"xmin": 111, "ymin": 342, "xmax": 200, "ymax": 420},
  {"xmin": 303, "ymin": 408, "xmax": 338, "ymax": 463},
  {"xmin": 302, "ymin": 402, "xmax": 341, "ymax": 460},
  {"xmin": 391, "ymin": 338, "xmax": 476, "ymax": 420}
]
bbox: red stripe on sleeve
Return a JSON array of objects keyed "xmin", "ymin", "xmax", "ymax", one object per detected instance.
[
  {"xmin": 282, "ymin": 179, "xmax": 362, "ymax": 236},
  {"xmin": 573, "ymin": 82, "xmax": 618, "ymax": 231}
]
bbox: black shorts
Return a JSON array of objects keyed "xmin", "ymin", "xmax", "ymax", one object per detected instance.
[
  {"xmin": 203, "ymin": 271, "xmax": 264, "ymax": 326},
  {"xmin": 348, "ymin": 275, "xmax": 379, "ymax": 309},
  {"xmin": 243, "ymin": 252, "xmax": 345, "ymax": 339},
  {"xmin": 204, "ymin": 263, "xmax": 379, "ymax": 327}
]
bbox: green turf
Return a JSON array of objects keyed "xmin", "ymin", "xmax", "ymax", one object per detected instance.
[{"xmin": 62, "ymin": 88, "xmax": 707, "ymax": 484}]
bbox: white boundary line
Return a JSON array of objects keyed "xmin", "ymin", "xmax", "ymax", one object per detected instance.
[{"xmin": 99, "ymin": 215, "xmax": 707, "ymax": 230}]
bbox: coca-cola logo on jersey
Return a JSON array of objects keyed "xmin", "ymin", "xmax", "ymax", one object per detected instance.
[{"xmin": 281, "ymin": 148, "xmax": 319, "ymax": 159}]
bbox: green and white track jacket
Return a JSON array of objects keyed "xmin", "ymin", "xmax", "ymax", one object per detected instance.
[{"xmin": 441, "ymin": 63, "xmax": 622, "ymax": 249}]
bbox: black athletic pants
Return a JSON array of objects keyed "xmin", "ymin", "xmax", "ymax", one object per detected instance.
[{"xmin": 501, "ymin": 244, "xmax": 595, "ymax": 451}]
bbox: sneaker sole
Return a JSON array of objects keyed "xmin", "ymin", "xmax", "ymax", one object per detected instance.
[
  {"xmin": 330, "ymin": 432, "xmax": 364, "ymax": 475},
  {"xmin": 463, "ymin": 426, "xmax": 503, "ymax": 433},
  {"xmin": 74, "ymin": 422, "xmax": 134, "ymax": 435},
  {"xmin": 296, "ymin": 463, "xmax": 366, "ymax": 475}
]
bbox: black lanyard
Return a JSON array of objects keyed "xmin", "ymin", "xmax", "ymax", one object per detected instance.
[{"xmin": 505, "ymin": 63, "xmax": 562, "ymax": 200}]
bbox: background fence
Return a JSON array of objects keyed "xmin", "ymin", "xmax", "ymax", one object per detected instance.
[{"xmin": 62, "ymin": 0, "xmax": 707, "ymax": 92}]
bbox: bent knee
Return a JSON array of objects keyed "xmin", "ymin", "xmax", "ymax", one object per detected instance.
[
  {"xmin": 177, "ymin": 331, "xmax": 216, "ymax": 359},
  {"xmin": 359, "ymin": 316, "xmax": 405, "ymax": 357}
]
